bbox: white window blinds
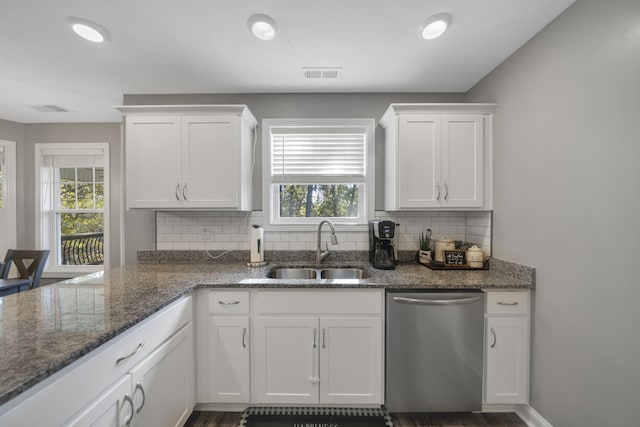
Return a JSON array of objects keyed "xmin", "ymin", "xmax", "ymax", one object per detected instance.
[
  {"xmin": 41, "ymin": 147, "xmax": 105, "ymax": 168},
  {"xmin": 271, "ymin": 127, "xmax": 366, "ymax": 178}
]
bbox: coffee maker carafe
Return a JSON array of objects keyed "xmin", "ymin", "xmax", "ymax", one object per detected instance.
[{"xmin": 369, "ymin": 220, "xmax": 397, "ymax": 270}]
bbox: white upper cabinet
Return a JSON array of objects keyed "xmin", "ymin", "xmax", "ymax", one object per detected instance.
[
  {"xmin": 381, "ymin": 104, "xmax": 495, "ymax": 210},
  {"xmin": 118, "ymin": 105, "xmax": 257, "ymax": 210}
]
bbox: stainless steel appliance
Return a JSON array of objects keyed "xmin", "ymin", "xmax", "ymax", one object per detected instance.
[
  {"xmin": 385, "ymin": 290, "xmax": 484, "ymax": 412},
  {"xmin": 369, "ymin": 220, "xmax": 397, "ymax": 270}
]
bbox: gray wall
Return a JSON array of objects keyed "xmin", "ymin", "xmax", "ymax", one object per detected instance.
[
  {"xmin": 121, "ymin": 92, "xmax": 464, "ymax": 261},
  {"xmin": 1, "ymin": 122, "xmax": 123, "ymax": 268},
  {"xmin": 466, "ymin": 0, "xmax": 640, "ymax": 425}
]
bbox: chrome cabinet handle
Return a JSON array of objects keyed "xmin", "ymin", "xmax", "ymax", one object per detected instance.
[
  {"xmin": 490, "ymin": 327, "xmax": 497, "ymax": 348},
  {"xmin": 115, "ymin": 342, "xmax": 144, "ymax": 365},
  {"xmin": 134, "ymin": 382, "xmax": 146, "ymax": 414},
  {"xmin": 322, "ymin": 328, "xmax": 326, "ymax": 349},
  {"xmin": 497, "ymin": 301, "xmax": 519, "ymax": 306},
  {"xmin": 443, "ymin": 182, "xmax": 449, "ymax": 201},
  {"xmin": 436, "ymin": 182, "xmax": 441, "ymax": 200},
  {"xmin": 175, "ymin": 183, "xmax": 181, "ymax": 201},
  {"xmin": 309, "ymin": 328, "xmax": 320, "ymax": 384},
  {"xmin": 242, "ymin": 327, "xmax": 247, "ymax": 348},
  {"xmin": 182, "ymin": 183, "xmax": 188, "ymax": 200},
  {"xmin": 218, "ymin": 300, "xmax": 240, "ymax": 305},
  {"xmin": 122, "ymin": 394, "xmax": 134, "ymax": 426},
  {"xmin": 393, "ymin": 296, "xmax": 481, "ymax": 306}
]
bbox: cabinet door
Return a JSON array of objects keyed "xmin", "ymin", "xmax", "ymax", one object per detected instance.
[
  {"xmin": 182, "ymin": 115, "xmax": 240, "ymax": 208},
  {"xmin": 319, "ymin": 317, "xmax": 383, "ymax": 405},
  {"xmin": 441, "ymin": 114, "xmax": 483, "ymax": 208},
  {"xmin": 252, "ymin": 317, "xmax": 319, "ymax": 404},
  {"xmin": 397, "ymin": 115, "xmax": 441, "ymax": 208},
  {"xmin": 209, "ymin": 316, "xmax": 250, "ymax": 403},
  {"xmin": 66, "ymin": 375, "xmax": 133, "ymax": 427},
  {"xmin": 125, "ymin": 116, "xmax": 182, "ymax": 208},
  {"xmin": 485, "ymin": 316, "xmax": 529, "ymax": 404},
  {"xmin": 130, "ymin": 323, "xmax": 195, "ymax": 427}
]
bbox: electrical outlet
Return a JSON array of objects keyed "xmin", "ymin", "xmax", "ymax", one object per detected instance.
[{"xmin": 200, "ymin": 227, "xmax": 212, "ymax": 241}]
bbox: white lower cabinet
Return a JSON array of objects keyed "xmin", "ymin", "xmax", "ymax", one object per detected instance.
[
  {"xmin": 208, "ymin": 316, "xmax": 250, "ymax": 403},
  {"xmin": 67, "ymin": 375, "xmax": 132, "ymax": 427},
  {"xmin": 68, "ymin": 323, "xmax": 194, "ymax": 427},
  {"xmin": 319, "ymin": 317, "xmax": 383, "ymax": 405},
  {"xmin": 129, "ymin": 323, "xmax": 195, "ymax": 426},
  {"xmin": 252, "ymin": 316, "xmax": 319, "ymax": 404},
  {"xmin": 196, "ymin": 290, "xmax": 250, "ymax": 404},
  {"xmin": 0, "ymin": 296, "xmax": 195, "ymax": 427},
  {"xmin": 250, "ymin": 290, "xmax": 384, "ymax": 405},
  {"xmin": 484, "ymin": 291, "xmax": 530, "ymax": 405}
]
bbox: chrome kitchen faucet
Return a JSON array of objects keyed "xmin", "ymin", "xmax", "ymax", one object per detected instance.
[{"xmin": 316, "ymin": 220, "xmax": 339, "ymax": 265}]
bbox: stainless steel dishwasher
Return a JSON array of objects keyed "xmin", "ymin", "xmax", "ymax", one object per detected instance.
[{"xmin": 386, "ymin": 290, "xmax": 484, "ymax": 412}]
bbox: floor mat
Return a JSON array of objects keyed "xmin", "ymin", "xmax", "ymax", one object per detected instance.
[{"xmin": 239, "ymin": 407, "xmax": 393, "ymax": 427}]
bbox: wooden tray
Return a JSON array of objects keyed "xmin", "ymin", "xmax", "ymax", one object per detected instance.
[{"xmin": 420, "ymin": 258, "xmax": 490, "ymax": 270}]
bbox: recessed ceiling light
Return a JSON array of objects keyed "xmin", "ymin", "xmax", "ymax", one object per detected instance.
[
  {"xmin": 68, "ymin": 17, "xmax": 110, "ymax": 43},
  {"xmin": 247, "ymin": 14, "xmax": 277, "ymax": 40},
  {"xmin": 420, "ymin": 13, "xmax": 452, "ymax": 40}
]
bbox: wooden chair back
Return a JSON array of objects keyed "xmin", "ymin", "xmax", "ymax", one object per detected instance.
[{"xmin": 1, "ymin": 249, "xmax": 50, "ymax": 289}]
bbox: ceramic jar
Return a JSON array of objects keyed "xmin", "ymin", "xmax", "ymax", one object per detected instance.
[
  {"xmin": 434, "ymin": 237, "xmax": 455, "ymax": 263},
  {"xmin": 467, "ymin": 245, "xmax": 484, "ymax": 268}
]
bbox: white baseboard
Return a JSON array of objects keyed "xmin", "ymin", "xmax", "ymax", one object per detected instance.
[
  {"xmin": 516, "ymin": 405, "xmax": 553, "ymax": 427},
  {"xmin": 194, "ymin": 403, "xmax": 248, "ymax": 412}
]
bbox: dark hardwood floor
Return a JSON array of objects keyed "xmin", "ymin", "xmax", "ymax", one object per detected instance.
[{"xmin": 184, "ymin": 410, "xmax": 528, "ymax": 427}]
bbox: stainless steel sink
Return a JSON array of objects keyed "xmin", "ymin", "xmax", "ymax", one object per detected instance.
[
  {"xmin": 267, "ymin": 267, "xmax": 370, "ymax": 281},
  {"xmin": 269, "ymin": 268, "xmax": 317, "ymax": 279},
  {"xmin": 321, "ymin": 268, "xmax": 369, "ymax": 279}
]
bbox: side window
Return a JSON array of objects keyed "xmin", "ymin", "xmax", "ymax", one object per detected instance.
[{"xmin": 35, "ymin": 143, "xmax": 109, "ymax": 274}]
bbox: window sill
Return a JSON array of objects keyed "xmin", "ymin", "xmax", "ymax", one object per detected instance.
[{"xmin": 43, "ymin": 267, "xmax": 103, "ymax": 279}]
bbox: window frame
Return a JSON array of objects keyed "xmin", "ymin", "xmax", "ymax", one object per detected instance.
[
  {"xmin": 34, "ymin": 143, "xmax": 110, "ymax": 277},
  {"xmin": 262, "ymin": 118, "xmax": 375, "ymax": 231}
]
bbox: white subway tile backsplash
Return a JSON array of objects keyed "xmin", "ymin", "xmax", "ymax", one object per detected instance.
[{"xmin": 154, "ymin": 211, "xmax": 492, "ymax": 253}]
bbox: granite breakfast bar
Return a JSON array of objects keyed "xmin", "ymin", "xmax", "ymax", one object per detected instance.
[{"xmin": 0, "ymin": 257, "xmax": 534, "ymax": 414}]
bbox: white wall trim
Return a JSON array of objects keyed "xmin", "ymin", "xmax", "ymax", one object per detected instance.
[
  {"xmin": 516, "ymin": 405, "xmax": 554, "ymax": 427},
  {"xmin": 0, "ymin": 139, "xmax": 17, "ymax": 255},
  {"xmin": 482, "ymin": 404, "xmax": 552, "ymax": 427}
]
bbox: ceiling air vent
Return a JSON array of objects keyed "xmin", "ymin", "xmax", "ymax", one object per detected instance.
[
  {"xmin": 303, "ymin": 67, "xmax": 342, "ymax": 79},
  {"xmin": 30, "ymin": 104, "xmax": 70, "ymax": 113}
]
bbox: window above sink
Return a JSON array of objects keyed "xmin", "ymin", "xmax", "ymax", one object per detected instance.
[{"xmin": 262, "ymin": 118, "xmax": 375, "ymax": 232}]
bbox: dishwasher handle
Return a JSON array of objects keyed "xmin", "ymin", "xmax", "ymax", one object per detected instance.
[{"xmin": 392, "ymin": 295, "xmax": 482, "ymax": 306}]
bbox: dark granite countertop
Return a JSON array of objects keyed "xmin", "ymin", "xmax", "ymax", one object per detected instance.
[{"xmin": 0, "ymin": 258, "xmax": 534, "ymax": 407}]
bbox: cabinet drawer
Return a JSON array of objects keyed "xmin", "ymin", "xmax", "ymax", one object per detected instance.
[
  {"xmin": 209, "ymin": 291, "xmax": 249, "ymax": 314},
  {"xmin": 253, "ymin": 290, "xmax": 383, "ymax": 315},
  {"xmin": 486, "ymin": 291, "xmax": 529, "ymax": 315}
]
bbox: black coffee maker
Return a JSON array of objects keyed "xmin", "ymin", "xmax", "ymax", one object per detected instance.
[{"xmin": 369, "ymin": 220, "xmax": 397, "ymax": 270}]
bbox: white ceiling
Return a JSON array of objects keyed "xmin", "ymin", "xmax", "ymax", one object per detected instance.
[{"xmin": 0, "ymin": 0, "xmax": 574, "ymax": 123}]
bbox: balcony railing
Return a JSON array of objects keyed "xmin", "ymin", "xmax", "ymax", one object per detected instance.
[{"xmin": 61, "ymin": 232, "xmax": 104, "ymax": 265}]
